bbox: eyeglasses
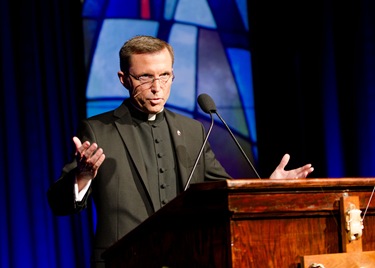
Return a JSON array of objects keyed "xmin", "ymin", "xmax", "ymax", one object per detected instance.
[{"xmin": 128, "ymin": 72, "xmax": 174, "ymax": 85}]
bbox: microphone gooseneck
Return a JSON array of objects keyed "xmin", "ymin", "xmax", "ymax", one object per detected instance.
[
  {"xmin": 199, "ymin": 93, "xmax": 262, "ymax": 179},
  {"xmin": 214, "ymin": 112, "xmax": 261, "ymax": 179},
  {"xmin": 183, "ymin": 107, "xmax": 215, "ymax": 191}
]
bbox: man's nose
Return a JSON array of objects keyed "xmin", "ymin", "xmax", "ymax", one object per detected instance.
[{"xmin": 150, "ymin": 79, "xmax": 162, "ymax": 91}]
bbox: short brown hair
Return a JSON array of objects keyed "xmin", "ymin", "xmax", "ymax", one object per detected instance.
[{"xmin": 119, "ymin": 35, "xmax": 174, "ymax": 72}]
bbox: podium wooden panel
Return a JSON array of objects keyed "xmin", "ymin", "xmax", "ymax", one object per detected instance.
[{"xmin": 102, "ymin": 178, "xmax": 375, "ymax": 267}]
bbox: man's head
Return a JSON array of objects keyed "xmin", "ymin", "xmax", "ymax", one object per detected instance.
[
  {"xmin": 118, "ymin": 35, "xmax": 175, "ymax": 114},
  {"xmin": 119, "ymin": 35, "xmax": 174, "ymax": 73}
]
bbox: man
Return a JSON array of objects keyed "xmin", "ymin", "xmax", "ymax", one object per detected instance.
[{"xmin": 47, "ymin": 35, "xmax": 314, "ymax": 267}]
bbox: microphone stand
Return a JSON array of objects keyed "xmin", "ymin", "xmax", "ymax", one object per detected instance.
[{"xmin": 183, "ymin": 112, "xmax": 215, "ymax": 191}]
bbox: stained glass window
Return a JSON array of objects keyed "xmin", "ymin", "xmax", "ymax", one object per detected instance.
[{"xmin": 82, "ymin": 0, "xmax": 257, "ymax": 178}]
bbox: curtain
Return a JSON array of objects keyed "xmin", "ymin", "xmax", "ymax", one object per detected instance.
[
  {"xmin": 1, "ymin": 0, "xmax": 375, "ymax": 267},
  {"xmin": 250, "ymin": 0, "xmax": 375, "ymax": 178},
  {"xmin": 0, "ymin": 0, "xmax": 92, "ymax": 267}
]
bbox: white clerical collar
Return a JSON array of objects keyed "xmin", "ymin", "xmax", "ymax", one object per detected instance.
[
  {"xmin": 130, "ymin": 101, "xmax": 164, "ymax": 121},
  {"xmin": 148, "ymin": 108, "xmax": 164, "ymax": 121}
]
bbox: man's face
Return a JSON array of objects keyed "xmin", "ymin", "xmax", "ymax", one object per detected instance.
[{"xmin": 118, "ymin": 47, "xmax": 173, "ymax": 114}]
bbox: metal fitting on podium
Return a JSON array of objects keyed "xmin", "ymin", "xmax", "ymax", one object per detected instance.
[{"xmin": 345, "ymin": 203, "xmax": 364, "ymax": 241}]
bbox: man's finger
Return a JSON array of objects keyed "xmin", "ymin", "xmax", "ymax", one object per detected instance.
[
  {"xmin": 73, "ymin": 136, "xmax": 82, "ymax": 150},
  {"xmin": 277, "ymin": 153, "xmax": 290, "ymax": 170}
]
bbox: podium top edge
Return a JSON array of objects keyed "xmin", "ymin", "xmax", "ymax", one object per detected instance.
[{"xmin": 189, "ymin": 178, "xmax": 375, "ymax": 191}]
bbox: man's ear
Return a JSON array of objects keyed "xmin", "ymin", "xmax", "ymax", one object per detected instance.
[{"xmin": 118, "ymin": 71, "xmax": 130, "ymax": 89}]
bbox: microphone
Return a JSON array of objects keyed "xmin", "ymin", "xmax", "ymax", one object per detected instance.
[
  {"xmin": 198, "ymin": 93, "xmax": 261, "ymax": 179},
  {"xmin": 183, "ymin": 95, "xmax": 216, "ymax": 191},
  {"xmin": 198, "ymin": 93, "xmax": 217, "ymax": 113}
]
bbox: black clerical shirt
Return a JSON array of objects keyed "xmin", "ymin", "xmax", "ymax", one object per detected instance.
[{"xmin": 129, "ymin": 105, "xmax": 179, "ymax": 211}]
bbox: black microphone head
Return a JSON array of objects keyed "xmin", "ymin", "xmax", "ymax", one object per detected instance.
[{"xmin": 198, "ymin": 93, "xmax": 217, "ymax": 114}]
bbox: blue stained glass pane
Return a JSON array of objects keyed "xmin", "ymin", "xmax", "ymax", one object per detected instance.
[
  {"xmin": 227, "ymin": 48, "xmax": 256, "ymax": 142},
  {"xmin": 82, "ymin": 0, "xmax": 106, "ymax": 17},
  {"xmin": 167, "ymin": 24, "xmax": 198, "ymax": 112},
  {"xmin": 86, "ymin": 19, "xmax": 159, "ymax": 99},
  {"xmin": 197, "ymin": 29, "xmax": 248, "ymax": 137},
  {"xmin": 167, "ymin": 107, "xmax": 194, "ymax": 118},
  {"xmin": 175, "ymin": 0, "xmax": 217, "ymax": 28},
  {"xmin": 218, "ymin": 32, "xmax": 250, "ymax": 50},
  {"xmin": 208, "ymin": 0, "xmax": 246, "ymax": 33},
  {"xmin": 164, "ymin": 0, "xmax": 178, "ymax": 20},
  {"xmin": 82, "ymin": 19, "xmax": 99, "ymax": 66},
  {"xmin": 235, "ymin": 0, "xmax": 249, "ymax": 31},
  {"xmin": 87, "ymin": 100, "xmax": 123, "ymax": 117},
  {"xmin": 200, "ymin": 116, "xmax": 255, "ymax": 178},
  {"xmin": 150, "ymin": 0, "xmax": 165, "ymax": 20},
  {"xmin": 106, "ymin": 0, "xmax": 139, "ymax": 18}
]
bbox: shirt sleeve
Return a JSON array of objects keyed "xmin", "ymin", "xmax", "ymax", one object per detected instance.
[{"xmin": 74, "ymin": 178, "xmax": 92, "ymax": 201}]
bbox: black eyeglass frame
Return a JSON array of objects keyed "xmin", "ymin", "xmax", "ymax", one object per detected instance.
[{"xmin": 127, "ymin": 72, "xmax": 175, "ymax": 85}]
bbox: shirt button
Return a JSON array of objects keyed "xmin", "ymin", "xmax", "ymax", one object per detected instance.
[
  {"xmin": 160, "ymin": 183, "xmax": 167, "ymax": 189},
  {"xmin": 162, "ymin": 199, "xmax": 168, "ymax": 205}
]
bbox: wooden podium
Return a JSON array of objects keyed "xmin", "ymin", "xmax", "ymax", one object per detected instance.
[{"xmin": 102, "ymin": 178, "xmax": 375, "ymax": 267}]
